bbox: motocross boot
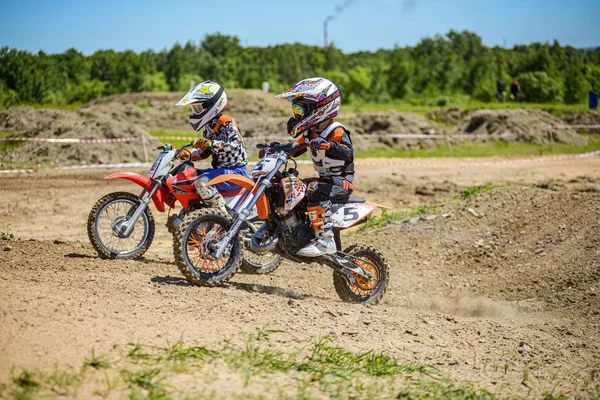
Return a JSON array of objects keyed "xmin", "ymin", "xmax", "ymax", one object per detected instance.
[
  {"xmin": 195, "ymin": 179, "xmax": 227, "ymax": 213},
  {"xmin": 297, "ymin": 201, "xmax": 336, "ymax": 257}
]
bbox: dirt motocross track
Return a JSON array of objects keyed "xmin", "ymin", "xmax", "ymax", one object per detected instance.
[{"xmin": 1, "ymin": 154, "xmax": 600, "ymax": 398}]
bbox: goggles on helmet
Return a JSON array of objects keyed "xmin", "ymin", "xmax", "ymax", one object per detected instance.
[
  {"xmin": 190, "ymin": 103, "xmax": 204, "ymax": 115},
  {"xmin": 292, "ymin": 103, "xmax": 306, "ymax": 119}
]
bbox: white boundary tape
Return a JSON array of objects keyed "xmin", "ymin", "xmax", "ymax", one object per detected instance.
[
  {"xmin": 0, "ymin": 137, "xmax": 138, "ymax": 143},
  {"xmin": 550, "ymin": 124, "xmax": 600, "ymax": 129},
  {"xmin": 1, "ymin": 150, "xmax": 598, "ymax": 175}
]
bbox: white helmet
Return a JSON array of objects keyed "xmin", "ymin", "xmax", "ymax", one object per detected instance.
[
  {"xmin": 276, "ymin": 77, "xmax": 341, "ymax": 138},
  {"xmin": 175, "ymin": 80, "xmax": 227, "ymax": 132}
]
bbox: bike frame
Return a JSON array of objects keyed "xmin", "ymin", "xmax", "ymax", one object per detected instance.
[{"xmin": 209, "ymin": 151, "xmax": 287, "ymax": 259}]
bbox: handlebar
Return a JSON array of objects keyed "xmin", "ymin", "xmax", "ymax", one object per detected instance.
[
  {"xmin": 153, "ymin": 141, "xmax": 195, "ymax": 159},
  {"xmin": 256, "ymin": 141, "xmax": 308, "ymax": 158}
]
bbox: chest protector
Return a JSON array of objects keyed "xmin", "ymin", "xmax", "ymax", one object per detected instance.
[{"xmin": 305, "ymin": 122, "xmax": 351, "ymax": 177}]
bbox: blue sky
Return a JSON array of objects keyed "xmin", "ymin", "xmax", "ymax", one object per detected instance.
[{"xmin": 1, "ymin": 0, "xmax": 598, "ymax": 55}]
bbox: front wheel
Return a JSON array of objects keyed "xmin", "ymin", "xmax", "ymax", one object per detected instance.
[
  {"xmin": 87, "ymin": 191, "xmax": 155, "ymax": 259},
  {"xmin": 173, "ymin": 209, "xmax": 241, "ymax": 286},
  {"xmin": 333, "ymin": 245, "xmax": 389, "ymax": 304}
]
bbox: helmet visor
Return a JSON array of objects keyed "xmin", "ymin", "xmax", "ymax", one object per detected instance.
[
  {"xmin": 190, "ymin": 103, "xmax": 204, "ymax": 115},
  {"xmin": 292, "ymin": 103, "xmax": 306, "ymax": 119}
]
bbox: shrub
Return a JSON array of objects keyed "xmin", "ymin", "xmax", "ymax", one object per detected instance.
[{"xmin": 517, "ymin": 71, "xmax": 564, "ymax": 103}]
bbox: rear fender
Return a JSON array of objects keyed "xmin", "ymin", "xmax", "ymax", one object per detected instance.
[
  {"xmin": 331, "ymin": 202, "xmax": 390, "ymax": 229},
  {"xmin": 104, "ymin": 172, "xmax": 168, "ymax": 212},
  {"xmin": 206, "ymin": 174, "xmax": 269, "ymax": 219}
]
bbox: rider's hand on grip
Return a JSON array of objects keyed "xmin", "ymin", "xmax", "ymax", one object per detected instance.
[
  {"xmin": 193, "ymin": 138, "xmax": 212, "ymax": 151},
  {"xmin": 178, "ymin": 149, "xmax": 192, "ymax": 161},
  {"xmin": 309, "ymin": 137, "xmax": 330, "ymax": 155}
]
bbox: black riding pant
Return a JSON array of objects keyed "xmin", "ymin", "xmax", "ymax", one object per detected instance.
[{"xmin": 305, "ymin": 175, "xmax": 354, "ymax": 205}]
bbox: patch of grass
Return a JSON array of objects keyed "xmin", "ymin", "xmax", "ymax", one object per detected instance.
[
  {"xmin": 120, "ymin": 368, "xmax": 168, "ymax": 399},
  {"xmin": 10, "ymin": 367, "xmax": 84, "ymax": 399},
  {"xmin": 12, "ymin": 370, "xmax": 41, "ymax": 392},
  {"xmin": 356, "ymin": 209, "xmax": 410, "ymax": 232},
  {"xmin": 459, "ymin": 184, "xmax": 505, "ymax": 199},
  {"xmin": 4, "ymin": 334, "xmax": 556, "ymax": 399},
  {"xmin": 355, "ymin": 141, "xmax": 600, "ymax": 159},
  {"xmin": 1, "ymin": 221, "xmax": 14, "ymax": 240},
  {"xmin": 137, "ymin": 100, "xmax": 153, "ymax": 110},
  {"xmin": 0, "ymin": 130, "xmax": 25, "ymax": 153},
  {"xmin": 84, "ymin": 349, "xmax": 111, "ymax": 369},
  {"xmin": 45, "ymin": 368, "xmax": 84, "ymax": 395},
  {"xmin": 148, "ymin": 129, "xmax": 197, "ymax": 150},
  {"xmin": 356, "ymin": 202, "xmax": 444, "ymax": 233}
]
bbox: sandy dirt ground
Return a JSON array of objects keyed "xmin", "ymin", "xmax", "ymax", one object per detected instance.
[{"xmin": 1, "ymin": 155, "xmax": 600, "ymax": 398}]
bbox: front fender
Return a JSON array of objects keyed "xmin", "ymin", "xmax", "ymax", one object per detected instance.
[
  {"xmin": 206, "ymin": 174, "xmax": 269, "ymax": 219},
  {"xmin": 104, "ymin": 172, "xmax": 168, "ymax": 212}
]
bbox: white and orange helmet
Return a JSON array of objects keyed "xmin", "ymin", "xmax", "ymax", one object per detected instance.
[
  {"xmin": 175, "ymin": 80, "xmax": 227, "ymax": 132},
  {"xmin": 276, "ymin": 77, "xmax": 341, "ymax": 138}
]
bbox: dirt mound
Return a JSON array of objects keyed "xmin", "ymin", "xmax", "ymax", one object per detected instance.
[
  {"xmin": 82, "ymin": 90, "xmax": 287, "ymax": 131},
  {"xmin": 559, "ymin": 111, "xmax": 600, "ymax": 132},
  {"xmin": 425, "ymin": 107, "xmax": 472, "ymax": 125},
  {"xmin": 436, "ymin": 186, "xmax": 600, "ymax": 312},
  {"xmin": 0, "ymin": 107, "xmax": 162, "ymax": 167},
  {"xmin": 452, "ymin": 109, "xmax": 587, "ymax": 144},
  {"xmin": 344, "ymin": 111, "xmax": 446, "ymax": 150}
]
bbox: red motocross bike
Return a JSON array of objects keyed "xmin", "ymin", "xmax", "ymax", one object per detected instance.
[{"xmin": 87, "ymin": 142, "xmax": 280, "ymax": 274}]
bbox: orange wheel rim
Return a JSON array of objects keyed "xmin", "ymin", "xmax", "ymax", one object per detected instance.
[
  {"xmin": 187, "ymin": 223, "xmax": 228, "ymax": 273},
  {"xmin": 351, "ymin": 258, "xmax": 379, "ymax": 293}
]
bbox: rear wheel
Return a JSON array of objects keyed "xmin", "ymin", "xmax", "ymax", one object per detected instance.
[
  {"xmin": 240, "ymin": 220, "xmax": 281, "ymax": 274},
  {"xmin": 333, "ymin": 245, "xmax": 389, "ymax": 304},
  {"xmin": 87, "ymin": 191, "xmax": 155, "ymax": 259},
  {"xmin": 173, "ymin": 209, "xmax": 241, "ymax": 286}
]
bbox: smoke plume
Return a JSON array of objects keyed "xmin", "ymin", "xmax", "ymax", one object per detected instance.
[{"xmin": 324, "ymin": 0, "xmax": 356, "ymax": 23}]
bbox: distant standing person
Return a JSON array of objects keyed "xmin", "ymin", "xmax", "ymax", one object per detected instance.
[
  {"xmin": 497, "ymin": 79, "xmax": 505, "ymax": 102},
  {"xmin": 510, "ymin": 78, "xmax": 520, "ymax": 101}
]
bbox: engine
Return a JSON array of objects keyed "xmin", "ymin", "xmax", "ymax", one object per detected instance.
[
  {"xmin": 281, "ymin": 207, "xmax": 315, "ymax": 254},
  {"xmin": 279, "ymin": 209, "xmax": 313, "ymax": 254}
]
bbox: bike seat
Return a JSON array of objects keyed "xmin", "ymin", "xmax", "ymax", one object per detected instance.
[
  {"xmin": 220, "ymin": 187, "xmax": 246, "ymax": 198},
  {"xmin": 335, "ymin": 196, "xmax": 365, "ymax": 204}
]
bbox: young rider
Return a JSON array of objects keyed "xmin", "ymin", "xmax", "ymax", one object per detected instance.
[
  {"xmin": 175, "ymin": 80, "xmax": 248, "ymax": 210},
  {"xmin": 276, "ymin": 77, "xmax": 354, "ymax": 257}
]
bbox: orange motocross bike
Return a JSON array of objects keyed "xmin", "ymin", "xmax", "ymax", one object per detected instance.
[
  {"xmin": 87, "ymin": 142, "xmax": 280, "ymax": 274},
  {"xmin": 173, "ymin": 142, "xmax": 390, "ymax": 304}
]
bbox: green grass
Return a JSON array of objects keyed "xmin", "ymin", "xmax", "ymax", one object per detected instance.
[
  {"xmin": 355, "ymin": 141, "xmax": 600, "ymax": 159},
  {"xmin": 0, "ymin": 130, "xmax": 24, "ymax": 153},
  {"xmin": 83, "ymin": 349, "xmax": 111, "ymax": 370},
  {"xmin": 355, "ymin": 202, "xmax": 445, "ymax": 233},
  {"xmin": 1, "ymin": 334, "xmax": 500, "ymax": 400},
  {"xmin": 148, "ymin": 129, "xmax": 197, "ymax": 150},
  {"xmin": 459, "ymin": 184, "xmax": 506, "ymax": 199}
]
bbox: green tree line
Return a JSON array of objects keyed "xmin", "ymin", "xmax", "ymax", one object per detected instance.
[{"xmin": 1, "ymin": 30, "xmax": 599, "ymax": 108}]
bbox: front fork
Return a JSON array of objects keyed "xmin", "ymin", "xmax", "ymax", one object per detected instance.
[
  {"xmin": 115, "ymin": 183, "xmax": 159, "ymax": 238},
  {"xmin": 212, "ymin": 175, "xmax": 272, "ymax": 259}
]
